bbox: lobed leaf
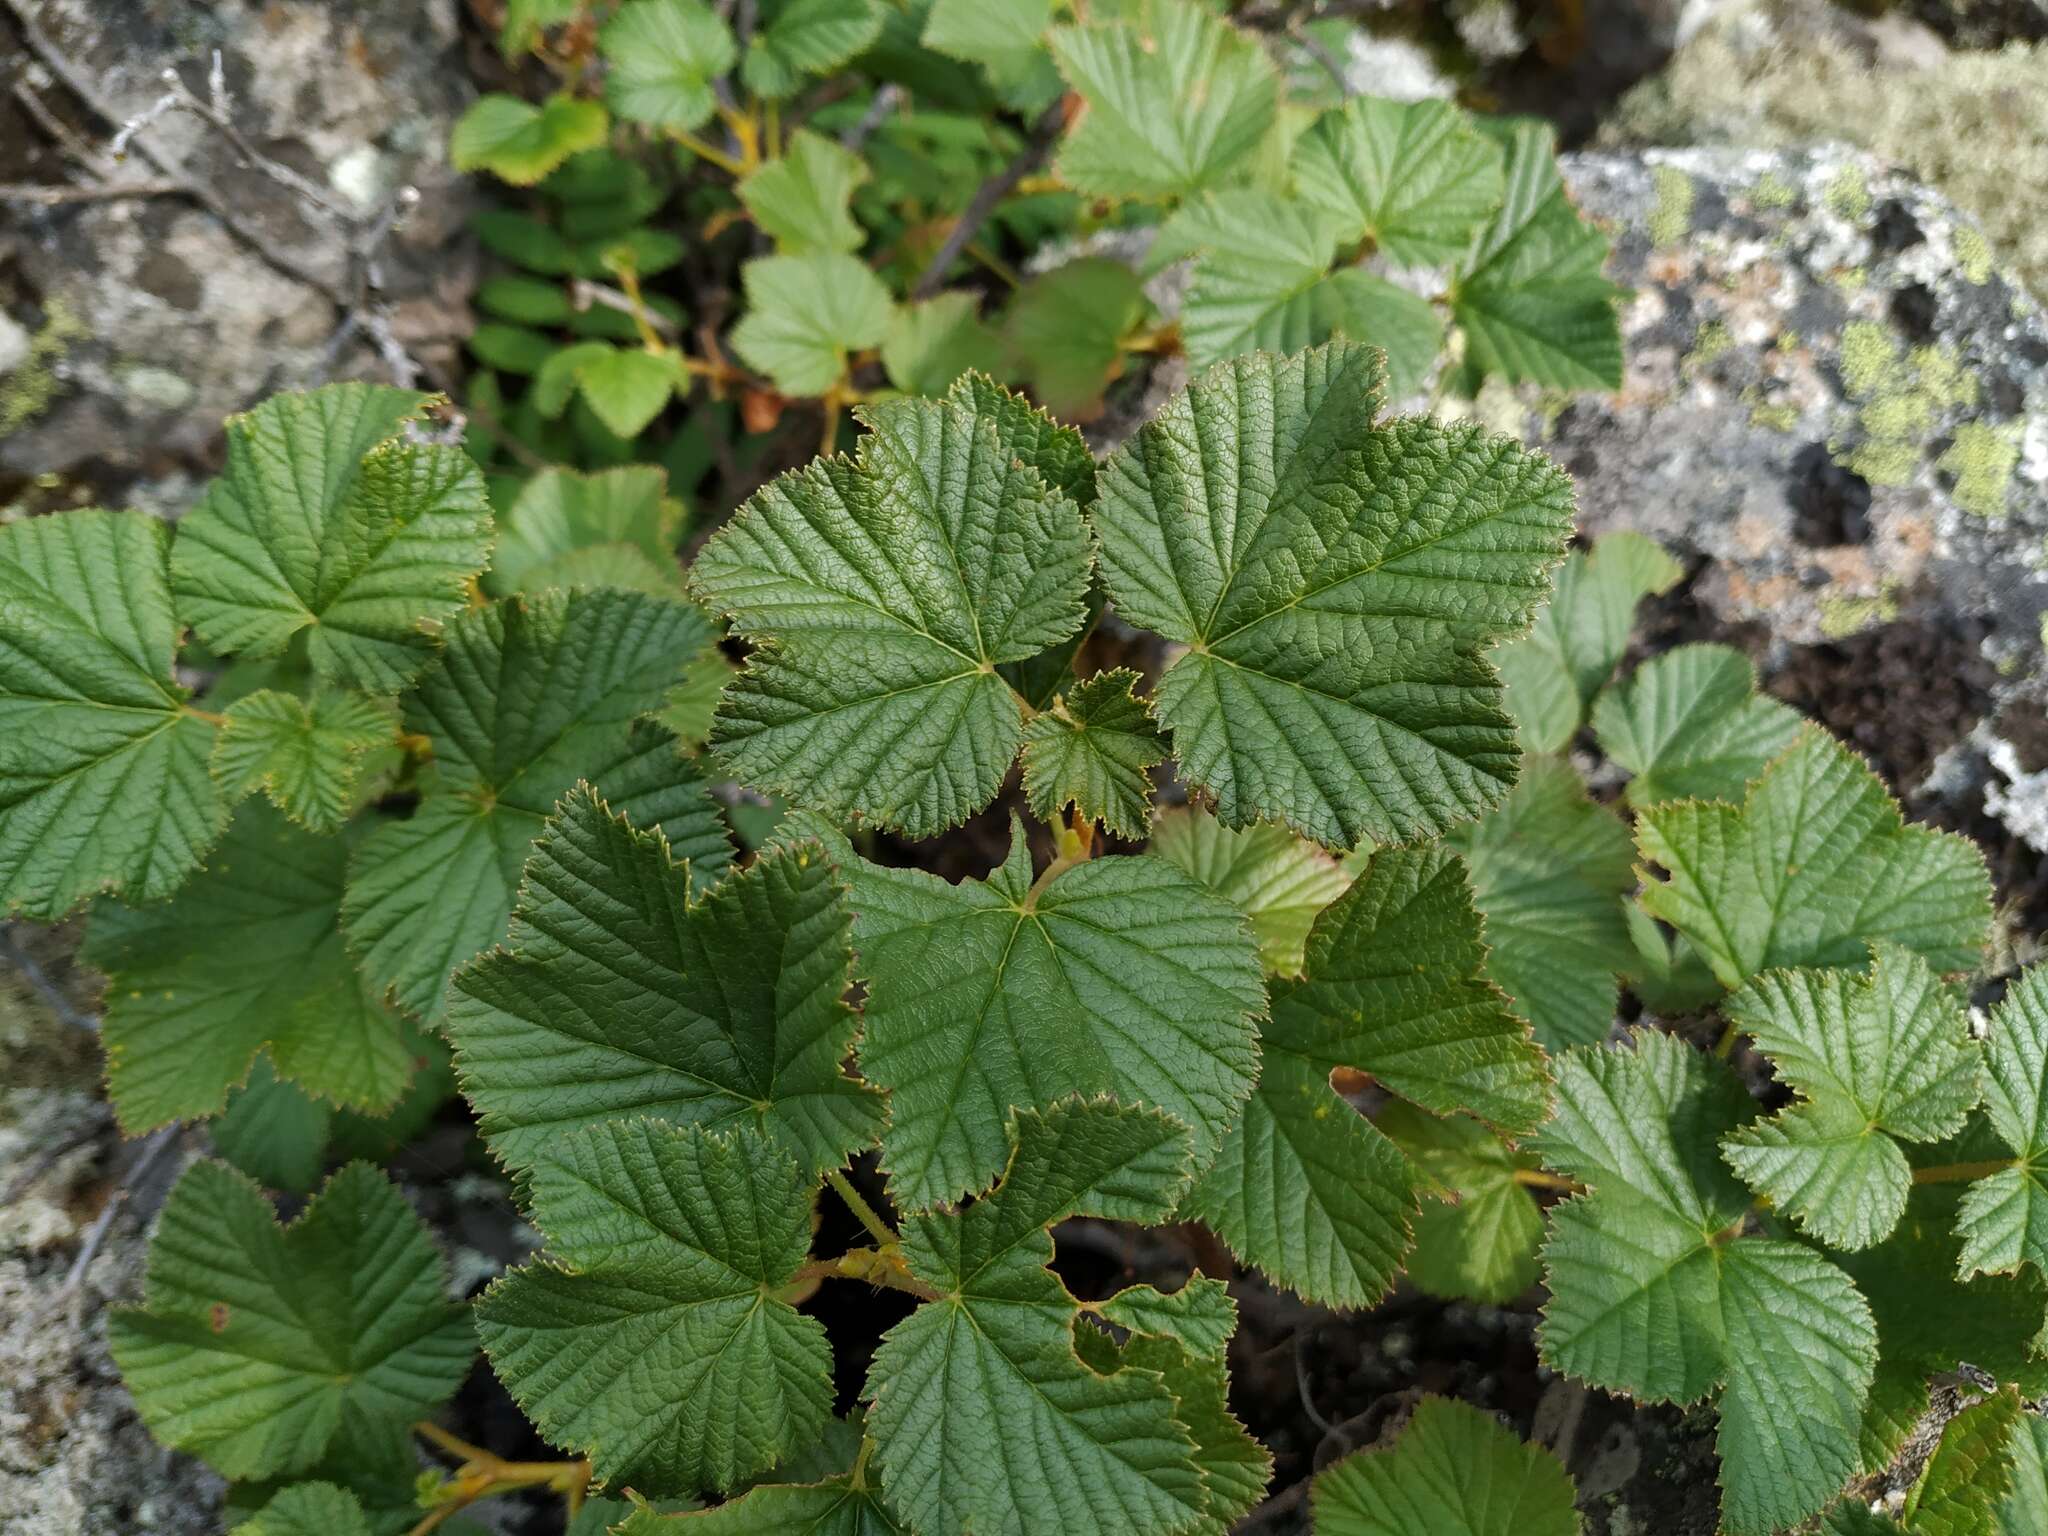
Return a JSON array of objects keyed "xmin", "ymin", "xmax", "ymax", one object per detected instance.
[
  {"xmin": 109, "ymin": 1162, "xmax": 473, "ymax": 1481},
  {"xmin": 0, "ymin": 509, "xmax": 226, "ymax": 916},
  {"xmin": 690, "ymin": 375, "xmax": 1091, "ymax": 838},
  {"xmin": 1092, "ymin": 341, "xmax": 1575, "ymax": 850},
  {"xmin": 730, "ymin": 251, "xmax": 894, "ymax": 397},
  {"xmin": 1311, "ymin": 1396, "xmax": 1578, "ymax": 1536},
  {"xmin": 600, "ymin": 0, "xmax": 736, "ymax": 131},
  {"xmin": 1956, "ymin": 968, "xmax": 2048, "ymax": 1284},
  {"xmin": 1147, "ymin": 806, "xmax": 1349, "ymax": 977},
  {"xmin": 487, "ymin": 465, "xmax": 684, "ymax": 598},
  {"xmin": 1019, "ymin": 668, "xmax": 1166, "ymax": 840},
  {"xmin": 170, "ymin": 384, "xmax": 495, "ymax": 693},
  {"xmin": 1291, "ymin": 97, "xmax": 1507, "ymax": 268},
  {"xmin": 1592, "ymin": 643, "xmax": 1802, "ymax": 807},
  {"xmin": 452, "ymin": 92, "xmax": 609, "ymax": 184},
  {"xmin": 230, "ymin": 1483, "xmax": 373, "ymax": 1536},
  {"xmin": 211, "ymin": 688, "xmax": 398, "ymax": 834},
  {"xmin": 738, "ymin": 128, "xmax": 869, "ymax": 255},
  {"xmin": 741, "ymin": 0, "xmax": 883, "ymax": 100},
  {"xmin": 1380, "ymin": 1102, "xmax": 1542, "ymax": 1306},
  {"xmin": 477, "ymin": 1121, "xmax": 832, "ymax": 1495}
]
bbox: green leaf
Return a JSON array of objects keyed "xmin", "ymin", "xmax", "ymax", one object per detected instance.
[
  {"xmin": 0, "ymin": 509, "xmax": 226, "ymax": 917},
  {"xmin": 487, "ymin": 465, "xmax": 684, "ymax": 597},
  {"xmin": 624, "ymin": 1477, "xmax": 902, "ymax": 1533},
  {"xmin": 211, "ymin": 689, "xmax": 398, "ymax": 834},
  {"xmin": 477, "ymin": 275, "xmax": 574, "ymax": 326},
  {"xmin": 89, "ymin": 804, "xmax": 415, "ymax": 1131},
  {"xmin": 688, "ymin": 377, "xmax": 1091, "ymax": 839},
  {"xmin": 473, "ymin": 210, "xmax": 577, "ymax": 274},
  {"xmin": 170, "ymin": 384, "xmax": 495, "ymax": 693},
  {"xmin": 1156, "ymin": 192, "xmax": 1344, "ymax": 368},
  {"xmin": 1637, "ymin": 726, "xmax": 1992, "ymax": 990},
  {"xmin": 1147, "ymin": 806, "xmax": 1349, "ymax": 977},
  {"xmin": 210, "ymin": 1058, "xmax": 333, "ymax": 1194},
  {"xmin": 821, "ymin": 817, "xmax": 1262, "ymax": 1209},
  {"xmin": 882, "ymin": 293, "xmax": 998, "ymax": 398},
  {"xmin": 1903, "ymin": 1386, "xmax": 2024, "ymax": 1536},
  {"xmin": 231, "ymin": 1483, "xmax": 373, "ymax": 1536},
  {"xmin": 1454, "ymin": 757, "xmax": 1635, "ymax": 1050},
  {"xmin": 1020, "ymin": 669, "xmax": 1165, "ymax": 839},
  {"xmin": 1291, "ymin": 97, "xmax": 1508, "ymax": 268},
  {"xmin": 469, "ymin": 322, "xmax": 558, "ymax": 375},
  {"xmin": 1380, "ymin": 1103, "xmax": 1542, "ymax": 1305},
  {"xmin": 1311, "ymin": 1396, "xmax": 1578, "ymax": 1536},
  {"xmin": 1957, "ymin": 968, "xmax": 2048, "ymax": 1283},
  {"xmin": 575, "ymin": 347, "xmax": 682, "ymax": 438},
  {"xmin": 1050, "ymin": 0, "xmax": 1276, "ymax": 200},
  {"xmin": 452, "ymin": 92, "xmax": 610, "ymax": 185},
  {"xmin": 866, "ymin": 1101, "xmax": 1210, "ymax": 1536},
  {"xmin": 742, "ymin": 0, "xmax": 884, "ymax": 99},
  {"xmin": 922, "ymin": 0, "xmax": 1051, "ymax": 78},
  {"xmin": 730, "ymin": 251, "xmax": 894, "ymax": 397},
  {"xmin": 1092, "ymin": 340, "xmax": 1574, "ymax": 849},
  {"xmin": 1721, "ymin": 946, "xmax": 1980, "ymax": 1251},
  {"xmin": 109, "ymin": 1162, "xmax": 472, "ymax": 1481},
  {"xmin": 600, "ymin": 0, "xmax": 736, "ymax": 131},
  {"xmin": 477, "ymin": 1121, "xmax": 832, "ymax": 1495},
  {"xmin": 1535, "ymin": 1032, "xmax": 1877, "ymax": 1535},
  {"xmin": 1494, "ymin": 531, "xmax": 1683, "ymax": 753},
  {"xmin": 2000, "ymin": 1415, "xmax": 2048, "ymax": 1536},
  {"xmin": 1315, "ymin": 269, "xmax": 1446, "ymax": 398},
  {"xmin": 1592, "ymin": 644, "xmax": 1803, "ymax": 808},
  {"xmin": 657, "ymin": 647, "xmax": 737, "ymax": 751},
  {"xmin": 344, "ymin": 589, "xmax": 728, "ymax": 1019},
  {"xmin": 1003, "ymin": 258, "xmax": 1147, "ymax": 419},
  {"xmin": 739, "ymin": 129, "xmax": 869, "ymax": 255},
  {"xmin": 1091, "ymin": 1277, "xmax": 1237, "ymax": 1359},
  {"xmin": 1187, "ymin": 844, "xmax": 1545, "ymax": 1308},
  {"xmin": 450, "ymin": 789, "xmax": 879, "ymax": 1180},
  {"xmin": 1450, "ymin": 121, "xmax": 1622, "ymax": 391}
]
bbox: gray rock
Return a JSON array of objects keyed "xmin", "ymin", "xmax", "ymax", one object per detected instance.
[
  {"xmin": 1524, "ymin": 145, "xmax": 2048, "ymax": 923},
  {"xmin": 0, "ymin": 0, "xmax": 480, "ymax": 485}
]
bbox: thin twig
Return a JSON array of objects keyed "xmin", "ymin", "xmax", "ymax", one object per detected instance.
[
  {"xmin": 1290, "ymin": 19, "xmax": 1354, "ymax": 97},
  {"xmin": 0, "ymin": 1106, "xmax": 108, "ymax": 1207},
  {"xmin": 569, "ymin": 277, "xmax": 681, "ymax": 338},
  {"xmin": 840, "ymin": 83, "xmax": 902, "ymax": 152},
  {"xmin": 48, "ymin": 1126, "xmax": 181, "ymax": 1325},
  {"xmin": 0, "ymin": 923, "xmax": 98, "ymax": 1032},
  {"xmin": 0, "ymin": 178, "xmax": 187, "ymax": 203},
  {"xmin": 909, "ymin": 97, "xmax": 1066, "ymax": 301}
]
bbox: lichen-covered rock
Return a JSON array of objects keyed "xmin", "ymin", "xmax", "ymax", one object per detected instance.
[
  {"xmin": 0, "ymin": 0, "xmax": 477, "ymax": 482},
  {"xmin": 1602, "ymin": 0, "xmax": 2048, "ymax": 298},
  {"xmin": 1529, "ymin": 144, "xmax": 2048, "ymax": 896}
]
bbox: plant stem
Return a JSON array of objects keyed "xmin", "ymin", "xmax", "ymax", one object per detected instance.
[
  {"xmin": 828, "ymin": 1167, "xmax": 896, "ymax": 1246},
  {"xmin": 1511, "ymin": 1168, "xmax": 1583, "ymax": 1194},
  {"xmin": 1713, "ymin": 1020, "xmax": 1738, "ymax": 1059},
  {"xmin": 181, "ymin": 705, "xmax": 226, "ymax": 726},
  {"xmin": 787, "ymin": 1245, "xmax": 941, "ymax": 1301},
  {"xmin": 1911, "ymin": 1156, "xmax": 2018, "ymax": 1186},
  {"xmin": 409, "ymin": 1422, "xmax": 589, "ymax": 1535},
  {"xmin": 671, "ymin": 127, "xmax": 747, "ymax": 176}
]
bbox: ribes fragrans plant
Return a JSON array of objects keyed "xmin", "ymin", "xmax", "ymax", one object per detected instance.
[{"xmin": 6, "ymin": 337, "xmax": 2044, "ymax": 1535}]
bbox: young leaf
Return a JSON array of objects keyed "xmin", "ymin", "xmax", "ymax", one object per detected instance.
[
  {"xmin": 109, "ymin": 1162, "xmax": 473, "ymax": 1481},
  {"xmin": 741, "ymin": 0, "xmax": 883, "ymax": 100},
  {"xmin": 343, "ymin": 589, "xmax": 728, "ymax": 1019},
  {"xmin": 688, "ymin": 378, "xmax": 1091, "ymax": 839},
  {"xmin": 0, "ymin": 509, "xmax": 226, "ymax": 917},
  {"xmin": 1049, "ymin": 0, "xmax": 1276, "ymax": 201},
  {"xmin": 449, "ymin": 789, "xmax": 880, "ymax": 1180},
  {"xmin": 1455, "ymin": 757, "xmax": 1633, "ymax": 1050},
  {"xmin": 1449, "ymin": 121, "xmax": 1622, "ymax": 391},
  {"xmin": 91, "ymin": 803, "xmax": 415, "ymax": 1131},
  {"xmin": 600, "ymin": 0, "xmax": 737, "ymax": 131},
  {"xmin": 1003, "ymin": 258, "xmax": 1147, "ymax": 419},
  {"xmin": 487, "ymin": 465, "xmax": 684, "ymax": 597},
  {"xmin": 1091, "ymin": 1277, "xmax": 1237, "ymax": 1359},
  {"xmin": 1291, "ymin": 97, "xmax": 1508, "ymax": 268},
  {"xmin": 1311, "ymin": 1397, "xmax": 1578, "ymax": 1536},
  {"xmin": 738, "ymin": 128, "xmax": 869, "ymax": 255},
  {"xmin": 1147, "ymin": 806, "xmax": 1350, "ymax": 977},
  {"xmin": 210, "ymin": 1058, "xmax": 334, "ymax": 1194},
  {"xmin": 477, "ymin": 1121, "xmax": 833, "ymax": 1495},
  {"xmin": 1156, "ymin": 192, "xmax": 1345, "ymax": 367},
  {"xmin": 1637, "ymin": 727, "xmax": 1992, "ymax": 990},
  {"xmin": 1956, "ymin": 967, "xmax": 2048, "ymax": 1283},
  {"xmin": 1315, "ymin": 269, "xmax": 1446, "ymax": 398},
  {"xmin": 1592, "ymin": 643, "xmax": 1803, "ymax": 807},
  {"xmin": 883, "ymin": 293, "xmax": 999, "ymax": 398},
  {"xmin": 1187, "ymin": 845, "xmax": 1546, "ymax": 1309},
  {"xmin": 730, "ymin": 251, "xmax": 894, "ymax": 397},
  {"xmin": 1020, "ymin": 669, "xmax": 1166, "ymax": 839},
  {"xmin": 1091, "ymin": 341, "xmax": 1574, "ymax": 850},
  {"xmin": 170, "ymin": 384, "xmax": 494, "ymax": 693},
  {"xmin": 450, "ymin": 91, "xmax": 609, "ymax": 185},
  {"xmin": 819, "ymin": 817, "xmax": 1262, "ymax": 1210},
  {"xmin": 1536, "ymin": 1033, "xmax": 1877, "ymax": 1535},
  {"xmin": 1380, "ymin": 1103, "xmax": 1542, "ymax": 1305},
  {"xmin": 230, "ymin": 1483, "xmax": 373, "ymax": 1536},
  {"xmin": 1720, "ymin": 946, "xmax": 1980, "ymax": 1250},
  {"xmin": 1493, "ymin": 531, "xmax": 1683, "ymax": 753},
  {"xmin": 211, "ymin": 689, "xmax": 398, "ymax": 834},
  {"xmin": 574, "ymin": 347, "xmax": 683, "ymax": 438},
  {"xmin": 866, "ymin": 1101, "xmax": 1209, "ymax": 1536}
]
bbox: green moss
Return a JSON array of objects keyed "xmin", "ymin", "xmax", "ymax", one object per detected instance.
[
  {"xmin": 1825, "ymin": 164, "xmax": 1870, "ymax": 222},
  {"xmin": 1690, "ymin": 320, "xmax": 1733, "ymax": 366},
  {"xmin": 1751, "ymin": 171, "xmax": 1796, "ymax": 209},
  {"xmin": 1650, "ymin": 165, "xmax": 1695, "ymax": 247},
  {"xmin": 1955, "ymin": 225, "xmax": 1993, "ymax": 285},
  {"xmin": 1839, "ymin": 322, "xmax": 1897, "ymax": 399},
  {"xmin": 1745, "ymin": 393, "xmax": 1801, "ymax": 433},
  {"xmin": 1819, "ymin": 588, "xmax": 1898, "ymax": 638},
  {"xmin": 1831, "ymin": 325, "xmax": 1986, "ymax": 487},
  {"xmin": 1940, "ymin": 422, "xmax": 2021, "ymax": 517},
  {"xmin": 0, "ymin": 299, "xmax": 85, "ymax": 438}
]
